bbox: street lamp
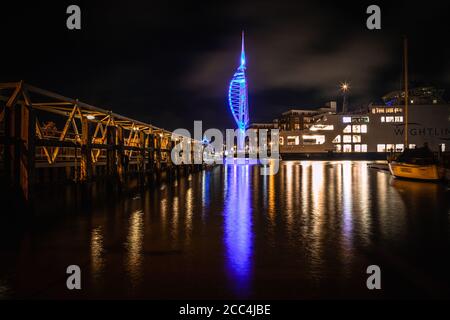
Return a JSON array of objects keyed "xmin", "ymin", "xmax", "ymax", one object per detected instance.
[
  {"xmin": 340, "ymin": 82, "xmax": 350, "ymax": 113},
  {"xmin": 340, "ymin": 82, "xmax": 349, "ymax": 92}
]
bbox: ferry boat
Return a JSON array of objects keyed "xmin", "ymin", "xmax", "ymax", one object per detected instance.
[{"xmin": 274, "ymin": 90, "xmax": 449, "ymax": 160}]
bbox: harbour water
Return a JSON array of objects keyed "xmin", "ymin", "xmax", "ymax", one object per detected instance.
[{"xmin": 1, "ymin": 161, "xmax": 449, "ymax": 299}]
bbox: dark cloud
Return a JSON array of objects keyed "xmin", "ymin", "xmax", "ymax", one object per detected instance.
[{"xmin": 1, "ymin": 0, "xmax": 450, "ymax": 130}]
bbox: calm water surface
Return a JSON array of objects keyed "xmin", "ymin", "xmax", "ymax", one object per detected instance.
[{"xmin": 1, "ymin": 161, "xmax": 450, "ymax": 299}]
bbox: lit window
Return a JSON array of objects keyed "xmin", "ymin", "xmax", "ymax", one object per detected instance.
[
  {"xmin": 410, "ymin": 99, "xmax": 414, "ymax": 104},
  {"xmin": 351, "ymin": 116, "xmax": 369, "ymax": 123},
  {"xmin": 294, "ymin": 124, "xmax": 300, "ymax": 130},
  {"xmin": 377, "ymin": 144, "xmax": 386, "ymax": 152},
  {"xmin": 386, "ymin": 144, "xmax": 395, "ymax": 152},
  {"xmin": 343, "ymin": 135, "xmax": 352, "ymax": 143},
  {"xmin": 361, "ymin": 125, "xmax": 367, "ymax": 133},
  {"xmin": 310, "ymin": 124, "xmax": 334, "ymax": 131},
  {"xmin": 287, "ymin": 136, "xmax": 299, "ymax": 145},
  {"xmin": 279, "ymin": 137, "xmax": 284, "ymax": 145},
  {"xmin": 395, "ymin": 144, "xmax": 404, "ymax": 152},
  {"xmin": 394, "ymin": 108, "xmax": 403, "ymax": 113},
  {"xmin": 343, "ymin": 144, "xmax": 352, "ymax": 152},
  {"xmin": 371, "ymin": 109, "xmax": 377, "ymax": 114},
  {"xmin": 354, "ymin": 144, "xmax": 368, "ymax": 152},
  {"xmin": 381, "ymin": 116, "xmax": 385, "ymax": 122},
  {"xmin": 386, "ymin": 108, "xmax": 394, "ymax": 113},
  {"xmin": 343, "ymin": 125, "xmax": 352, "ymax": 133},
  {"xmin": 343, "ymin": 117, "xmax": 351, "ymax": 123},
  {"xmin": 352, "ymin": 125, "xmax": 361, "ymax": 133},
  {"xmin": 302, "ymin": 135, "xmax": 325, "ymax": 145},
  {"xmin": 332, "ymin": 135, "xmax": 341, "ymax": 143},
  {"xmin": 395, "ymin": 116, "xmax": 403, "ymax": 122},
  {"xmin": 353, "ymin": 135, "xmax": 361, "ymax": 143},
  {"xmin": 335, "ymin": 144, "xmax": 342, "ymax": 152},
  {"xmin": 385, "ymin": 116, "xmax": 394, "ymax": 122},
  {"xmin": 409, "ymin": 144, "xmax": 416, "ymax": 149}
]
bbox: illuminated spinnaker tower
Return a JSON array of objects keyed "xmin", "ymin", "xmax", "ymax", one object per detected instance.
[{"xmin": 228, "ymin": 31, "xmax": 249, "ymax": 153}]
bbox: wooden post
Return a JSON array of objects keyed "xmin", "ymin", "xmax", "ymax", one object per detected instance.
[
  {"xmin": 166, "ymin": 138, "xmax": 173, "ymax": 180},
  {"xmin": 7, "ymin": 101, "xmax": 35, "ymax": 201},
  {"xmin": 156, "ymin": 134, "xmax": 163, "ymax": 183},
  {"xmin": 25, "ymin": 106, "xmax": 36, "ymax": 201},
  {"xmin": 2, "ymin": 101, "xmax": 11, "ymax": 185},
  {"xmin": 106, "ymin": 125, "xmax": 117, "ymax": 178},
  {"xmin": 138, "ymin": 131, "xmax": 145, "ymax": 186},
  {"xmin": 116, "ymin": 126, "xmax": 125, "ymax": 183},
  {"xmin": 147, "ymin": 133, "xmax": 155, "ymax": 184},
  {"xmin": 156, "ymin": 134, "xmax": 162, "ymax": 171},
  {"xmin": 80, "ymin": 116, "xmax": 92, "ymax": 182}
]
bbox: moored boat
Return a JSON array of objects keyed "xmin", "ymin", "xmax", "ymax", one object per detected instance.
[
  {"xmin": 388, "ymin": 146, "xmax": 445, "ymax": 181},
  {"xmin": 387, "ymin": 37, "xmax": 445, "ymax": 181}
]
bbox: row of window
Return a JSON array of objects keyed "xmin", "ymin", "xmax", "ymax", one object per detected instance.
[
  {"xmin": 309, "ymin": 124, "xmax": 334, "ymax": 131},
  {"xmin": 332, "ymin": 135, "xmax": 361, "ymax": 143},
  {"xmin": 279, "ymin": 137, "xmax": 445, "ymax": 153},
  {"xmin": 371, "ymin": 107, "xmax": 403, "ymax": 114},
  {"xmin": 343, "ymin": 124, "xmax": 367, "ymax": 133},
  {"xmin": 343, "ymin": 116, "xmax": 370, "ymax": 124},
  {"xmin": 280, "ymin": 140, "xmax": 445, "ymax": 153},
  {"xmin": 281, "ymin": 135, "xmax": 326, "ymax": 146},
  {"xmin": 381, "ymin": 116, "xmax": 403, "ymax": 123},
  {"xmin": 335, "ymin": 144, "xmax": 367, "ymax": 153},
  {"xmin": 376, "ymin": 144, "xmax": 415, "ymax": 152}
]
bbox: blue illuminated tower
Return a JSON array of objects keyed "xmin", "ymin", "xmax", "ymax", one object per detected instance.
[{"xmin": 228, "ymin": 31, "xmax": 249, "ymax": 154}]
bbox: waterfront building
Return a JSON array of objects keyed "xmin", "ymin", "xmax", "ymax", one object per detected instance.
[
  {"xmin": 275, "ymin": 101, "xmax": 337, "ymax": 131},
  {"xmin": 277, "ymin": 87, "xmax": 450, "ymax": 158}
]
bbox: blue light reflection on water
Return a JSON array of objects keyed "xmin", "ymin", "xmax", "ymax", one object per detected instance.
[
  {"xmin": 224, "ymin": 164, "xmax": 253, "ymax": 297},
  {"xmin": 202, "ymin": 170, "xmax": 211, "ymax": 218}
]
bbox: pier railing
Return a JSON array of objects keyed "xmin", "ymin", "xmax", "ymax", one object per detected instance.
[{"xmin": 0, "ymin": 81, "xmax": 203, "ymax": 201}]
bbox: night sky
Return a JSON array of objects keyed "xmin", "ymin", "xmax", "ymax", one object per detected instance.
[{"xmin": 2, "ymin": 0, "xmax": 450, "ymax": 131}]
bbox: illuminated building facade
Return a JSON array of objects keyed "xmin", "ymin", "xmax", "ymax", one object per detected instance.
[{"xmin": 274, "ymin": 87, "xmax": 450, "ymax": 158}]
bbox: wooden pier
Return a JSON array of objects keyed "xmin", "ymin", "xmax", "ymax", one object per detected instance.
[{"xmin": 0, "ymin": 81, "xmax": 204, "ymax": 202}]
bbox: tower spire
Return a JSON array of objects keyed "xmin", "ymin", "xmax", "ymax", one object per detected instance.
[{"xmin": 240, "ymin": 30, "xmax": 246, "ymax": 67}]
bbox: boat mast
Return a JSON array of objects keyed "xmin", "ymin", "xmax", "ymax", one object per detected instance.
[{"xmin": 403, "ymin": 37, "xmax": 409, "ymax": 148}]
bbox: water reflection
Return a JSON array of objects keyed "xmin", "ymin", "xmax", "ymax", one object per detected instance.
[
  {"xmin": 268, "ymin": 173, "xmax": 276, "ymax": 226},
  {"xmin": 284, "ymin": 162, "xmax": 294, "ymax": 234},
  {"xmin": 202, "ymin": 170, "xmax": 211, "ymax": 218},
  {"xmin": 391, "ymin": 178, "xmax": 440, "ymax": 202},
  {"xmin": 185, "ymin": 186, "xmax": 194, "ymax": 243},
  {"xmin": 126, "ymin": 210, "xmax": 144, "ymax": 287},
  {"xmin": 0, "ymin": 279, "xmax": 10, "ymax": 299},
  {"xmin": 341, "ymin": 161, "xmax": 353, "ymax": 243},
  {"xmin": 357, "ymin": 162, "xmax": 371, "ymax": 246},
  {"xmin": 172, "ymin": 196, "xmax": 179, "ymax": 241},
  {"xmin": 224, "ymin": 165, "xmax": 253, "ymax": 297},
  {"xmin": 2, "ymin": 160, "xmax": 449, "ymax": 299},
  {"xmin": 90, "ymin": 226, "xmax": 104, "ymax": 280}
]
